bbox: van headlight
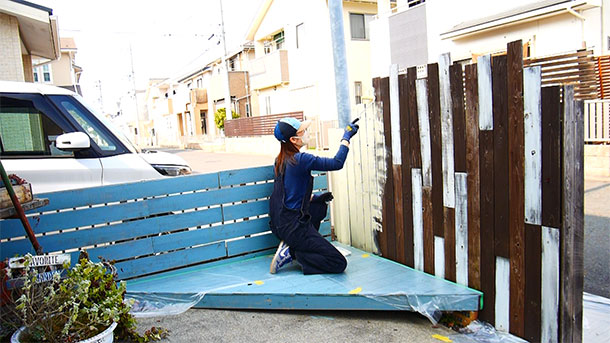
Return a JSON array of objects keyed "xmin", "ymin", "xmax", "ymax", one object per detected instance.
[{"xmin": 152, "ymin": 164, "xmax": 192, "ymax": 176}]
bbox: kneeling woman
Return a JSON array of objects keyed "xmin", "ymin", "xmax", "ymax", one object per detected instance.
[{"xmin": 269, "ymin": 117, "xmax": 359, "ymax": 274}]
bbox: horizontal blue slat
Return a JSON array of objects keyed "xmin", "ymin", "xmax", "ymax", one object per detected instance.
[
  {"xmin": 115, "ymin": 242, "xmax": 226, "ymax": 279},
  {"xmin": 36, "ymin": 172, "xmax": 220, "ymax": 212},
  {"xmin": 226, "ymin": 232, "xmax": 279, "ymax": 257},
  {"xmin": 223, "ymin": 200, "xmax": 269, "ymax": 221},
  {"xmin": 313, "ymin": 174, "xmax": 328, "ymax": 190},
  {"xmin": 319, "ymin": 221, "xmax": 331, "ymax": 236},
  {"xmin": 219, "ymin": 166, "xmax": 274, "ymax": 187}
]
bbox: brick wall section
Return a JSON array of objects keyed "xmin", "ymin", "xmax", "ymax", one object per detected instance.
[{"xmin": 0, "ymin": 13, "xmax": 25, "ymax": 81}]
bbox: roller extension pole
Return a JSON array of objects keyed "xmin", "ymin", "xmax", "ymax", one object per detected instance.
[{"xmin": 328, "ymin": 0, "xmax": 351, "ymax": 129}]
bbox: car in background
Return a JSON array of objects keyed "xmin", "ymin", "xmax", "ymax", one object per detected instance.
[{"xmin": 0, "ymin": 81, "xmax": 191, "ymax": 194}]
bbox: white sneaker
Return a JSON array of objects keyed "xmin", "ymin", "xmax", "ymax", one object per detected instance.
[{"xmin": 270, "ymin": 241, "xmax": 292, "ymax": 274}]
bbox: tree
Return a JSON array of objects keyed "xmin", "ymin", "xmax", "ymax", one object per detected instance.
[{"xmin": 214, "ymin": 108, "xmax": 240, "ymax": 130}]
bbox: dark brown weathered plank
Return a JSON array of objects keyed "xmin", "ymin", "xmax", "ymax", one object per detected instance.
[
  {"xmin": 444, "ymin": 207, "xmax": 456, "ymax": 282},
  {"xmin": 508, "ymin": 40, "xmax": 525, "ymax": 337},
  {"xmin": 380, "ymin": 76, "xmax": 397, "ymax": 261},
  {"xmin": 524, "ymin": 223, "xmax": 542, "ymax": 343},
  {"xmin": 399, "ymin": 73, "xmax": 415, "ymax": 267},
  {"xmin": 465, "ymin": 63, "xmax": 481, "ymax": 290},
  {"xmin": 479, "ymin": 130, "xmax": 495, "ymax": 324},
  {"xmin": 427, "ymin": 63, "xmax": 445, "ymax": 238},
  {"xmin": 451, "ymin": 63, "xmax": 467, "ymax": 172},
  {"xmin": 541, "ymin": 86, "xmax": 562, "ymax": 228},
  {"xmin": 422, "ymin": 187, "xmax": 435, "ymax": 275},
  {"xmin": 374, "ymin": 77, "xmax": 388, "ymax": 257},
  {"xmin": 560, "ymin": 86, "xmax": 584, "ymax": 343},
  {"xmin": 393, "ymin": 166, "xmax": 405, "ymax": 265},
  {"xmin": 407, "ymin": 67, "xmax": 422, "ymax": 168},
  {"xmin": 492, "ymin": 54, "xmax": 510, "ymax": 259}
]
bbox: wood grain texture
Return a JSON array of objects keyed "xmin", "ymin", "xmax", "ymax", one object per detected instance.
[
  {"xmin": 422, "ymin": 187, "xmax": 435, "ymax": 275},
  {"xmin": 479, "ymin": 130, "xmax": 495, "ymax": 325},
  {"xmin": 465, "ymin": 63, "xmax": 481, "ymax": 290},
  {"xmin": 439, "ymin": 53, "xmax": 456, "ymax": 208},
  {"xmin": 427, "ymin": 63, "xmax": 445, "ymax": 237},
  {"xmin": 393, "ymin": 166, "xmax": 406, "ymax": 264},
  {"xmin": 492, "ymin": 54, "xmax": 510, "ymax": 259},
  {"xmin": 524, "ymin": 67, "xmax": 542, "ymax": 226},
  {"xmin": 412, "ymin": 169, "xmax": 424, "ymax": 271},
  {"xmin": 508, "ymin": 40, "xmax": 525, "ymax": 337},
  {"xmin": 477, "ymin": 55, "xmax": 493, "ymax": 130},
  {"xmin": 451, "ymin": 63, "xmax": 467, "ymax": 173},
  {"xmin": 408, "ymin": 67, "xmax": 422, "ymax": 168},
  {"xmin": 524, "ymin": 224, "xmax": 542, "ymax": 343},
  {"xmin": 541, "ymin": 87, "xmax": 562, "ymax": 228},
  {"xmin": 444, "ymin": 206, "xmax": 456, "ymax": 282},
  {"xmin": 400, "ymin": 73, "xmax": 415, "ymax": 267},
  {"xmin": 542, "ymin": 225, "xmax": 560, "ymax": 343},
  {"xmin": 381, "ymin": 76, "xmax": 396, "ymax": 260},
  {"xmin": 455, "ymin": 172, "xmax": 469, "ymax": 286}
]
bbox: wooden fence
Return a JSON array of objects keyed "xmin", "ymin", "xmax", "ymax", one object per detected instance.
[
  {"xmin": 597, "ymin": 55, "xmax": 610, "ymax": 99},
  {"xmin": 224, "ymin": 112, "xmax": 303, "ymax": 137},
  {"xmin": 345, "ymin": 40, "xmax": 583, "ymax": 342}
]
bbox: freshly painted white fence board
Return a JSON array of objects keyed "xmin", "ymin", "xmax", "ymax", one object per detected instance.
[
  {"xmin": 390, "ymin": 64, "xmax": 402, "ymax": 165},
  {"xmin": 412, "ymin": 168, "xmax": 424, "ymax": 271},
  {"xmin": 495, "ymin": 256, "xmax": 510, "ymax": 332},
  {"xmin": 542, "ymin": 226, "xmax": 560, "ymax": 343},
  {"xmin": 347, "ymin": 121, "xmax": 361, "ymax": 247},
  {"xmin": 359, "ymin": 104, "xmax": 375, "ymax": 252},
  {"xmin": 439, "ymin": 53, "xmax": 456, "ymax": 208},
  {"xmin": 416, "ymin": 79, "xmax": 433, "ymax": 187},
  {"xmin": 328, "ymin": 128, "xmax": 351, "ymax": 246},
  {"xmin": 455, "ymin": 172, "xmax": 468, "ymax": 286},
  {"xmin": 477, "ymin": 54, "xmax": 493, "ymax": 130},
  {"xmin": 435, "ymin": 236, "xmax": 445, "ymax": 279},
  {"xmin": 524, "ymin": 66, "xmax": 543, "ymax": 225}
]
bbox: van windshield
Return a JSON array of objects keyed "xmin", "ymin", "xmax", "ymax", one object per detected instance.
[{"xmin": 72, "ymin": 94, "xmax": 141, "ymax": 154}]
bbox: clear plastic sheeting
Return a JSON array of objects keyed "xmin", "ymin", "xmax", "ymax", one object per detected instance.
[
  {"xmin": 127, "ymin": 292, "xmax": 207, "ymax": 318},
  {"xmin": 583, "ymin": 292, "xmax": 610, "ymax": 343},
  {"xmin": 448, "ymin": 321, "xmax": 528, "ymax": 343}
]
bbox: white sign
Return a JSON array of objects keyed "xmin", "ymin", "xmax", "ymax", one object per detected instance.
[{"xmin": 9, "ymin": 254, "xmax": 71, "ymax": 268}]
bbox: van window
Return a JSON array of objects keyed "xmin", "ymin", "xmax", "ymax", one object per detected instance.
[
  {"xmin": 0, "ymin": 97, "xmax": 72, "ymax": 157},
  {"xmin": 54, "ymin": 99, "xmax": 117, "ymax": 152}
]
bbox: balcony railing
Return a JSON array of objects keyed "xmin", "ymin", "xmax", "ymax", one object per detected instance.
[
  {"xmin": 224, "ymin": 111, "xmax": 303, "ymax": 137},
  {"xmin": 249, "ymin": 49, "xmax": 289, "ymax": 90}
]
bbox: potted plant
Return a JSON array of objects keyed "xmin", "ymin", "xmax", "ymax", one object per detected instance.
[{"xmin": 0, "ymin": 254, "xmax": 167, "ymax": 342}]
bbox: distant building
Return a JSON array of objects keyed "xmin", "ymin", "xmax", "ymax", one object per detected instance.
[{"xmin": 32, "ymin": 37, "xmax": 83, "ymax": 94}]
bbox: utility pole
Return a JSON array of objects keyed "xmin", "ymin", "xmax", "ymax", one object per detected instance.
[
  {"xmin": 95, "ymin": 80, "xmax": 103, "ymax": 112},
  {"xmin": 328, "ymin": 0, "xmax": 351, "ymax": 128},
  {"xmin": 219, "ymin": 0, "xmax": 233, "ymax": 122},
  {"xmin": 129, "ymin": 43, "xmax": 140, "ymax": 145}
]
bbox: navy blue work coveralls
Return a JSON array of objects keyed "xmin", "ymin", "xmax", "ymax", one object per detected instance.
[{"xmin": 269, "ymin": 165, "xmax": 347, "ymax": 275}]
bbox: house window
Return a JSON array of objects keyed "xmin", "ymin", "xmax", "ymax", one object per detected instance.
[
  {"xmin": 408, "ymin": 0, "xmax": 425, "ymax": 7},
  {"xmin": 265, "ymin": 96, "xmax": 271, "ymax": 115},
  {"xmin": 33, "ymin": 69, "xmax": 39, "ymax": 82},
  {"xmin": 296, "ymin": 23, "xmax": 304, "ymax": 49},
  {"xmin": 196, "ymin": 78, "xmax": 202, "ymax": 88},
  {"xmin": 354, "ymin": 81, "xmax": 362, "ymax": 105},
  {"xmin": 200, "ymin": 110, "xmax": 207, "ymax": 134},
  {"xmin": 229, "ymin": 58, "xmax": 235, "ymax": 71},
  {"xmin": 264, "ymin": 41, "xmax": 272, "ymax": 54},
  {"xmin": 274, "ymin": 31, "xmax": 285, "ymax": 50},
  {"xmin": 245, "ymin": 103, "xmax": 250, "ymax": 117},
  {"xmin": 350, "ymin": 13, "xmax": 373, "ymax": 40},
  {"xmin": 42, "ymin": 65, "xmax": 51, "ymax": 82}
]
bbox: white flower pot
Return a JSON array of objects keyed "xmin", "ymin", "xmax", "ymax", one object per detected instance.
[{"xmin": 11, "ymin": 322, "xmax": 117, "ymax": 343}]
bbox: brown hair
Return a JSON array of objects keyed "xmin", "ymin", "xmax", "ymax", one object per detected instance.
[{"xmin": 275, "ymin": 141, "xmax": 300, "ymax": 175}]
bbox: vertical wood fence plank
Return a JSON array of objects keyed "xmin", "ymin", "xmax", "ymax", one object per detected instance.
[
  {"xmin": 451, "ymin": 63, "xmax": 467, "ymax": 173},
  {"xmin": 542, "ymin": 225, "xmax": 560, "ymax": 343},
  {"xmin": 416, "ymin": 79, "xmax": 432, "ymax": 188},
  {"xmin": 372, "ymin": 77, "xmax": 385, "ymax": 252},
  {"xmin": 412, "ymin": 168, "xmax": 424, "ymax": 271},
  {"xmin": 428, "ymin": 63, "xmax": 445, "ymax": 238},
  {"xmin": 524, "ymin": 67, "xmax": 542, "ymax": 225},
  {"xmin": 443, "ymin": 207, "xmax": 456, "ymax": 282},
  {"xmin": 496, "ymin": 256, "xmax": 511, "ymax": 332},
  {"xmin": 359, "ymin": 104, "xmax": 374, "ymax": 252},
  {"xmin": 390, "ymin": 65, "xmax": 405, "ymax": 264},
  {"xmin": 390, "ymin": 64, "xmax": 402, "ymax": 165},
  {"xmin": 435, "ymin": 236, "xmax": 445, "ymax": 279},
  {"xmin": 478, "ymin": 55, "xmax": 493, "ymax": 130},
  {"xmin": 400, "ymin": 73, "xmax": 414, "ymax": 267},
  {"xmin": 455, "ymin": 172, "xmax": 469, "ymax": 286},
  {"xmin": 524, "ymin": 224, "xmax": 542, "ymax": 343},
  {"xmin": 465, "ymin": 63, "xmax": 481, "ymax": 290},
  {"xmin": 408, "ymin": 67, "xmax": 422, "ymax": 169},
  {"xmin": 560, "ymin": 86, "xmax": 584, "ymax": 343},
  {"xmin": 439, "ymin": 53, "xmax": 456, "ymax": 208},
  {"xmin": 508, "ymin": 40, "xmax": 525, "ymax": 337},
  {"xmin": 492, "ymin": 54, "xmax": 510, "ymax": 259},
  {"xmin": 349, "ymin": 122, "xmax": 364, "ymax": 248},
  {"xmin": 542, "ymin": 87, "xmax": 562, "ymax": 228},
  {"xmin": 393, "ymin": 166, "xmax": 405, "ymax": 264},
  {"xmin": 422, "ymin": 187, "xmax": 435, "ymax": 274},
  {"xmin": 381, "ymin": 76, "xmax": 396, "ymax": 260},
  {"xmin": 479, "ymin": 130, "xmax": 495, "ymax": 324}
]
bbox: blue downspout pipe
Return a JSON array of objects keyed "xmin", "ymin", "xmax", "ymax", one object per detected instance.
[{"xmin": 328, "ymin": 0, "xmax": 351, "ymax": 129}]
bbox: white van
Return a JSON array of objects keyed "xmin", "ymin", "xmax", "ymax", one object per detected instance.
[{"xmin": 0, "ymin": 81, "xmax": 191, "ymax": 194}]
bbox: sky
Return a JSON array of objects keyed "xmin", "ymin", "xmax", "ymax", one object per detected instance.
[{"xmin": 31, "ymin": 0, "xmax": 265, "ymax": 115}]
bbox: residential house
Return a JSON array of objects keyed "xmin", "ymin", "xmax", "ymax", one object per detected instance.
[
  {"xmin": 244, "ymin": 0, "xmax": 381, "ymax": 146},
  {"xmin": 0, "ymin": 0, "xmax": 59, "ymax": 82},
  {"xmin": 32, "ymin": 37, "xmax": 83, "ymax": 94}
]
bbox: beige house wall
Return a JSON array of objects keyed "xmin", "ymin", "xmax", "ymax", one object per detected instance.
[
  {"xmin": 51, "ymin": 52, "xmax": 74, "ymax": 87},
  {"xmin": 0, "ymin": 13, "xmax": 24, "ymax": 81},
  {"xmin": 344, "ymin": 2, "xmax": 377, "ymax": 105},
  {"xmin": 22, "ymin": 54, "xmax": 33, "ymax": 82}
]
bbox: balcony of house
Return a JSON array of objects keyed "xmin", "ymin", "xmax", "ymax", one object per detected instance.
[
  {"xmin": 249, "ymin": 49, "xmax": 289, "ymax": 91},
  {"xmin": 190, "ymin": 88, "xmax": 208, "ymax": 109}
]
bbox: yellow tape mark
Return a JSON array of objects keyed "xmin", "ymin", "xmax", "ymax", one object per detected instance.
[
  {"xmin": 361, "ymin": 254, "xmax": 370, "ymax": 258},
  {"xmin": 254, "ymin": 280, "xmax": 264, "ymax": 285},
  {"xmin": 349, "ymin": 287, "xmax": 362, "ymax": 294},
  {"xmin": 431, "ymin": 334, "xmax": 452, "ymax": 342}
]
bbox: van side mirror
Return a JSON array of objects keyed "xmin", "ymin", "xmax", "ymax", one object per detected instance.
[{"xmin": 56, "ymin": 132, "xmax": 91, "ymax": 151}]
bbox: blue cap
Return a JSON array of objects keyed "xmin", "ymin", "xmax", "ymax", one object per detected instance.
[{"xmin": 274, "ymin": 118, "xmax": 302, "ymax": 143}]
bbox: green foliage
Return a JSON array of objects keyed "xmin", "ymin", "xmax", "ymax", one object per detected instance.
[
  {"xmin": 214, "ymin": 108, "xmax": 240, "ymax": 130},
  {"xmin": 0, "ymin": 254, "xmax": 168, "ymax": 342}
]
